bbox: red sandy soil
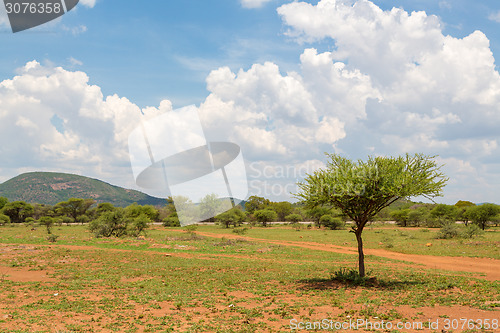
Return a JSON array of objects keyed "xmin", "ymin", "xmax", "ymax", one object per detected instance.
[{"xmin": 0, "ymin": 232, "xmax": 498, "ymax": 332}]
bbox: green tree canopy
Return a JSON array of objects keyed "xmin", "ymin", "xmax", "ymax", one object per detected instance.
[
  {"xmin": 454, "ymin": 200, "xmax": 475, "ymax": 208},
  {"xmin": 454, "ymin": 200, "xmax": 475, "ymax": 226},
  {"xmin": 0, "ymin": 214, "xmax": 10, "ymax": 225},
  {"xmin": 2, "ymin": 201, "xmax": 34, "ymax": 223},
  {"xmin": 254, "ymin": 209, "xmax": 277, "ymax": 227},
  {"xmin": 215, "ymin": 207, "xmax": 245, "ymax": 228},
  {"xmin": 271, "ymin": 201, "xmax": 293, "ymax": 221},
  {"xmin": 296, "ymin": 153, "xmax": 447, "ymax": 277},
  {"xmin": 285, "ymin": 213, "xmax": 303, "ymax": 223},
  {"xmin": 125, "ymin": 203, "xmax": 159, "ymax": 221},
  {"xmin": 430, "ymin": 204, "xmax": 459, "ymax": 226},
  {"xmin": 55, "ymin": 198, "xmax": 95, "ymax": 221},
  {"xmin": 96, "ymin": 202, "xmax": 116, "ymax": 216},
  {"xmin": 0, "ymin": 197, "xmax": 8, "ymax": 210},
  {"xmin": 245, "ymin": 196, "xmax": 270, "ymax": 214},
  {"xmin": 466, "ymin": 204, "xmax": 500, "ymax": 230},
  {"xmin": 391, "ymin": 209, "xmax": 410, "ymax": 227}
]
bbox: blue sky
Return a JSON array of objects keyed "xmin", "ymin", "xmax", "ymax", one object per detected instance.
[{"xmin": 1, "ymin": 0, "xmax": 500, "ymax": 205}]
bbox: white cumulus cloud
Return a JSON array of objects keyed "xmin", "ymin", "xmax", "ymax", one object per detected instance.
[
  {"xmin": 0, "ymin": 61, "xmax": 170, "ymax": 190},
  {"xmin": 2, "ymin": 0, "xmax": 500, "ymax": 204}
]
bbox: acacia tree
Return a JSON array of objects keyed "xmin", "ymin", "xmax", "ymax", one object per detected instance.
[
  {"xmin": 55, "ymin": 198, "xmax": 95, "ymax": 222},
  {"xmin": 455, "ymin": 200, "xmax": 475, "ymax": 226},
  {"xmin": 271, "ymin": 201, "xmax": 293, "ymax": 221},
  {"xmin": 2, "ymin": 201, "xmax": 34, "ymax": 223},
  {"xmin": 296, "ymin": 153, "xmax": 447, "ymax": 277},
  {"xmin": 254, "ymin": 209, "xmax": 277, "ymax": 227},
  {"xmin": 466, "ymin": 204, "xmax": 500, "ymax": 230}
]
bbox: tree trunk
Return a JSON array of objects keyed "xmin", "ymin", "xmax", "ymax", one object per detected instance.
[{"xmin": 355, "ymin": 230, "xmax": 365, "ymax": 277}]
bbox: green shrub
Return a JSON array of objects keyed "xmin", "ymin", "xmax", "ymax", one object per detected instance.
[
  {"xmin": 163, "ymin": 216, "xmax": 180, "ymax": 227},
  {"xmin": 215, "ymin": 208, "xmax": 245, "ymax": 228},
  {"xmin": 436, "ymin": 223, "xmax": 460, "ymax": 239},
  {"xmin": 331, "ymin": 267, "xmax": 370, "ymax": 285},
  {"xmin": 127, "ymin": 214, "xmax": 151, "ymax": 237},
  {"xmin": 232, "ymin": 227, "xmax": 248, "ymax": 235},
  {"xmin": 24, "ymin": 217, "xmax": 35, "ymax": 224},
  {"xmin": 47, "ymin": 234, "xmax": 59, "ymax": 243},
  {"xmin": 0, "ymin": 214, "xmax": 10, "ymax": 226},
  {"xmin": 460, "ymin": 224, "xmax": 484, "ymax": 239},
  {"xmin": 184, "ymin": 225, "xmax": 198, "ymax": 234},
  {"xmin": 285, "ymin": 214, "xmax": 302, "ymax": 223},
  {"xmin": 76, "ymin": 215, "xmax": 89, "ymax": 224},
  {"xmin": 423, "ymin": 218, "xmax": 444, "ymax": 228},
  {"xmin": 89, "ymin": 210, "xmax": 127, "ymax": 238},
  {"xmin": 320, "ymin": 215, "xmax": 345, "ymax": 230},
  {"xmin": 39, "ymin": 216, "xmax": 55, "ymax": 234},
  {"xmin": 61, "ymin": 216, "xmax": 74, "ymax": 226}
]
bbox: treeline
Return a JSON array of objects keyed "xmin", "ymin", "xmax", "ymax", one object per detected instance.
[
  {"xmin": 0, "ymin": 197, "xmax": 170, "ymax": 238},
  {"xmin": 380, "ymin": 200, "xmax": 500, "ymax": 230},
  {"xmin": 240, "ymin": 196, "xmax": 500, "ymax": 231},
  {"xmin": 1, "ymin": 196, "xmax": 499, "ymax": 237}
]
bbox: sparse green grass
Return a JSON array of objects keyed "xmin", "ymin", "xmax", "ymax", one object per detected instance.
[
  {"xmin": 0, "ymin": 224, "xmax": 498, "ymax": 332},
  {"xmin": 184, "ymin": 223, "xmax": 500, "ymax": 259},
  {"xmin": 3, "ymin": 223, "xmax": 499, "ymax": 259}
]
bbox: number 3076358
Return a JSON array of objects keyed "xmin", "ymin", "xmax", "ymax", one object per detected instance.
[{"xmin": 5, "ymin": 2, "xmax": 62, "ymax": 14}]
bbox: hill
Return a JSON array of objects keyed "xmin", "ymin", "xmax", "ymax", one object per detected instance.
[{"xmin": 0, "ymin": 172, "xmax": 166, "ymax": 207}]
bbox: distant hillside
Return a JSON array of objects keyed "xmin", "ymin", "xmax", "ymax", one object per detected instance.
[{"xmin": 0, "ymin": 172, "xmax": 166, "ymax": 207}]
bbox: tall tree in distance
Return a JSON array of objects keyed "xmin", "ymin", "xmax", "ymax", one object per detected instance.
[
  {"xmin": 2, "ymin": 201, "xmax": 34, "ymax": 223},
  {"xmin": 296, "ymin": 153, "xmax": 448, "ymax": 277},
  {"xmin": 55, "ymin": 198, "xmax": 95, "ymax": 222},
  {"xmin": 466, "ymin": 203, "xmax": 500, "ymax": 230}
]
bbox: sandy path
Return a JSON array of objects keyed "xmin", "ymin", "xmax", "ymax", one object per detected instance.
[{"xmin": 191, "ymin": 231, "xmax": 500, "ymax": 281}]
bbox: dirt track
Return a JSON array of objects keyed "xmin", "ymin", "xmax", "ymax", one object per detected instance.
[{"xmin": 192, "ymin": 231, "xmax": 500, "ymax": 281}]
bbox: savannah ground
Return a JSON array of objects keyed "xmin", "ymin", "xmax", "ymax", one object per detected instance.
[{"xmin": 0, "ymin": 223, "xmax": 498, "ymax": 332}]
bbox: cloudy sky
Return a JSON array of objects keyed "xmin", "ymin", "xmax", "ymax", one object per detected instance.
[{"xmin": 1, "ymin": 0, "xmax": 499, "ymax": 205}]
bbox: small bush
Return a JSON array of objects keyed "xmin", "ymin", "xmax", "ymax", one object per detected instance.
[
  {"xmin": 163, "ymin": 216, "xmax": 180, "ymax": 227},
  {"xmin": 436, "ymin": 223, "xmax": 460, "ymax": 239},
  {"xmin": 331, "ymin": 267, "xmax": 370, "ymax": 285},
  {"xmin": 76, "ymin": 215, "xmax": 89, "ymax": 224},
  {"xmin": 232, "ymin": 227, "xmax": 248, "ymax": 235},
  {"xmin": 24, "ymin": 217, "xmax": 35, "ymax": 224},
  {"xmin": 184, "ymin": 224, "xmax": 198, "ymax": 233},
  {"xmin": 127, "ymin": 214, "xmax": 151, "ymax": 237},
  {"xmin": 89, "ymin": 210, "xmax": 127, "ymax": 238},
  {"xmin": 60, "ymin": 216, "xmax": 74, "ymax": 226},
  {"xmin": 47, "ymin": 234, "xmax": 59, "ymax": 243},
  {"xmin": 285, "ymin": 214, "xmax": 302, "ymax": 223},
  {"xmin": 39, "ymin": 216, "xmax": 55, "ymax": 234},
  {"xmin": 0, "ymin": 214, "xmax": 11, "ymax": 226},
  {"xmin": 460, "ymin": 224, "xmax": 484, "ymax": 239},
  {"xmin": 320, "ymin": 215, "xmax": 345, "ymax": 230}
]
